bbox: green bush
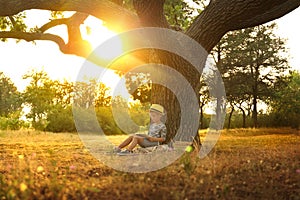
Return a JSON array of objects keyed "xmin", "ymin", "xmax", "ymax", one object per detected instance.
[
  {"xmin": 96, "ymin": 107, "xmax": 124, "ymax": 135},
  {"xmin": 46, "ymin": 106, "xmax": 76, "ymax": 132},
  {"xmin": 95, "ymin": 106, "xmax": 150, "ymax": 135},
  {"xmin": 0, "ymin": 116, "xmax": 24, "ymax": 130},
  {"xmin": 259, "ymin": 112, "xmax": 300, "ymax": 129}
]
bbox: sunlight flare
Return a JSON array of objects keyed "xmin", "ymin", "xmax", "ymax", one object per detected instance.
[{"xmin": 82, "ymin": 16, "xmax": 124, "ymax": 60}]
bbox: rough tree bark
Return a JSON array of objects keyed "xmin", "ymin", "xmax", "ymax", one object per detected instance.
[{"xmin": 132, "ymin": 0, "xmax": 203, "ymax": 145}]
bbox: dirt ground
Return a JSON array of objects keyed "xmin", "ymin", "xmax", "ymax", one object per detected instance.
[{"xmin": 0, "ymin": 128, "xmax": 299, "ymax": 199}]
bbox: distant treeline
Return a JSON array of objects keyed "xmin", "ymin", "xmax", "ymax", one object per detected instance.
[
  {"xmin": 0, "ymin": 68, "xmax": 299, "ymax": 133},
  {"xmin": 0, "ymin": 70, "xmax": 150, "ymax": 133}
]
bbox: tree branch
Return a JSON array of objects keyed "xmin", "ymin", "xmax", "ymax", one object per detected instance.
[
  {"xmin": 1, "ymin": 12, "xmax": 105, "ymax": 60},
  {"xmin": 39, "ymin": 12, "xmax": 92, "ymax": 57},
  {"xmin": 232, "ymin": 0, "xmax": 300, "ymax": 30},
  {"xmin": 8, "ymin": 16, "xmax": 16, "ymax": 27},
  {"xmin": 0, "ymin": 31, "xmax": 65, "ymax": 48},
  {"xmin": 0, "ymin": 31, "xmax": 90, "ymax": 57},
  {"xmin": 1, "ymin": 0, "xmax": 298, "ymax": 53},
  {"xmin": 64, "ymin": 12, "xmax": 90, "ymax": 53},
  {"xmin": 39, "ymin": 18, "xmax": 69, "ymax": 33},
  {"xmin": 0, "ymin": 0, "xmax": 299, "ymax": 70},
  {"xmin": 39, "ymin": 12, "xmax": 88, "ymax": 33},
  {"xmin": 0, "ymin": 0, "xmax": 140, "ymax": 32},
  {"xmin": 133, "ymin": 0, "xmax": 170, "ymax": 28},
  {"xmin": 186, "ymin": 0, "xmax": 300, "ymax": 52}
]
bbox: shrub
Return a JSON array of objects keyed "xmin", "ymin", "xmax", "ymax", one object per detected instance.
[{"xmin": 46, "ymin": 106, "xmax": 76, "ymax": 132}]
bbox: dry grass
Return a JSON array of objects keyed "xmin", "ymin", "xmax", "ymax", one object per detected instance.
[{"xmin": 0, "ymin": 128, "xmax": 299, "ymax": 200}]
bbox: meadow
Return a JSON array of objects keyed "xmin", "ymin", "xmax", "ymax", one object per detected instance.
[{"xmin": 0, "ymin": 128, "xmax": 299, "ymax": 200}]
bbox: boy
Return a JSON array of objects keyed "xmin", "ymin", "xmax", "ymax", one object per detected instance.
[{"xmin": 114, "ymin": 104, "xmax": 167, "ymax": 155}]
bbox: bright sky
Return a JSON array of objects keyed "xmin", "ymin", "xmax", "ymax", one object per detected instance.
[
  {"xmin": 0, "ymin": 11, "xmax": 128, "ymax": 95},
  {"xmin": 0, "ymin": 8, "xmax": 299, "ymax": 95}
]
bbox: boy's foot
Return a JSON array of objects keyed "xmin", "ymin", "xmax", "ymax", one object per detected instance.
[
  {"xmin": 112, "ymin": 146, "xmax": 121, "ymax": 153},
  {"xmin": 117, "ymin": 149, "xmax": 133, "ymax": 156}
]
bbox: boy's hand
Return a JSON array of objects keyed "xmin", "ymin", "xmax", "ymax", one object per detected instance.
[{"xmin": 147, "ymin": 136, "xmax": 154, "ymax": 142}]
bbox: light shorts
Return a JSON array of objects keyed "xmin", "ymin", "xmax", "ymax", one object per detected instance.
[{"xmin": 135, "ymin": 134, "xmax": 159, "ymax": 148}]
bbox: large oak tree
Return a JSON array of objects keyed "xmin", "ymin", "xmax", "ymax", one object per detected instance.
[{"xmin": 0, "ymin": 0, "xmax": 299, "ymax": 145}]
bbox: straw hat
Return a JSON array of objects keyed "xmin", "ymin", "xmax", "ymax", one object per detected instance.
[{"xmin": 150, "ymin": 104, "xmax": 164, "ymax": 114}]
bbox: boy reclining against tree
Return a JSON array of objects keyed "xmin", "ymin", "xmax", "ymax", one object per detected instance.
[{"xmin": 114, "ymin": 104, "xmax": 167, "ymax": 155}]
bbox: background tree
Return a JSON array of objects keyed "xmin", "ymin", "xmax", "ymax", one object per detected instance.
[
  {"xmin": 0, "ymin": 72, "xmax": 23, "ymax": 130},
  {"xmin": 94, "ymin": 83, "xmax": 112, "ymax": 107},
  {"xmin": 45, "ymin": 80, "xmax": 76, "ymax": 132},
  {"xmin": 73, "ymin": 80, "xmax": 97, "ymax": 109},
  {"xmin": 73, "ymin": 79, "xmax": 114, "ymax": 133},
  {"xmin": 74, "ymin": 79, "xmax": 112, "ymax": 108},
  {"xmin": 22, "ymin": 70, "xmax": 55, "ymax": 130},
  {"xmin": 201, "ymin": 63, "xmax": 226, "ymax": 131},
  {"xmin": 46, "ymin": 105, "xmax": 76, "ymax": 132},
  {"xmin": 164, "ymin": 0, "xmax": 200, "ymax": 31},
  {"xmin": 125, "ymin": 72, "xmax": 151, "ymax": 104},
  {"xmin": 213, "ymin": 23, "xmax": 290, "ymax": 128},
  {"xmin": 0, "ymin": 72, "xmax": 22, "ymax": 117},
  {"xmin": 198, "ymin": 80, "xmax": 209, "ymax": 129},
  {"xmin": 269, "ymin": 71, "xmax": 300, "ymax": 129},
  {"xmin": 51, "ymin": 80, "xmax": 74, "ymax": 108},
  {"xmin": 0, "ymin": 12, "xmax": 27, "ymax": 42}
]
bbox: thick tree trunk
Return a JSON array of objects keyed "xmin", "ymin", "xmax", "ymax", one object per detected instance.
[
  {"xmin": 133, "ymin": 0, "xmax": 204, "ymax": 145},
  {"xmin": 149, "ymin": 52, "xmax": 203, "ymax": 144},
  {"xmin": 151, "ymin": 84, "xmax": 181, "ymax": 142}
]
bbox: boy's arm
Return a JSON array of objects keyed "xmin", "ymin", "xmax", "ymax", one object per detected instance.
[{"xmin": 147, "ymin": 136, "xmax": 165, "ymax": 143}]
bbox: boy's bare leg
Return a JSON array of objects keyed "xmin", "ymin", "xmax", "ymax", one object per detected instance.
[
  {"xmin": 127, "ymin": 137, "xmax": 144, "ymax": 151},
  {"xmin": 118, "ymin": 135, "xmax": 134, "ymax": 149}
]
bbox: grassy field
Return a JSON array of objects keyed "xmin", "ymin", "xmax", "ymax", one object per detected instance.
[{"xmin": 0, "ymin": 128, "xmax": 299, "ymax": 200}]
